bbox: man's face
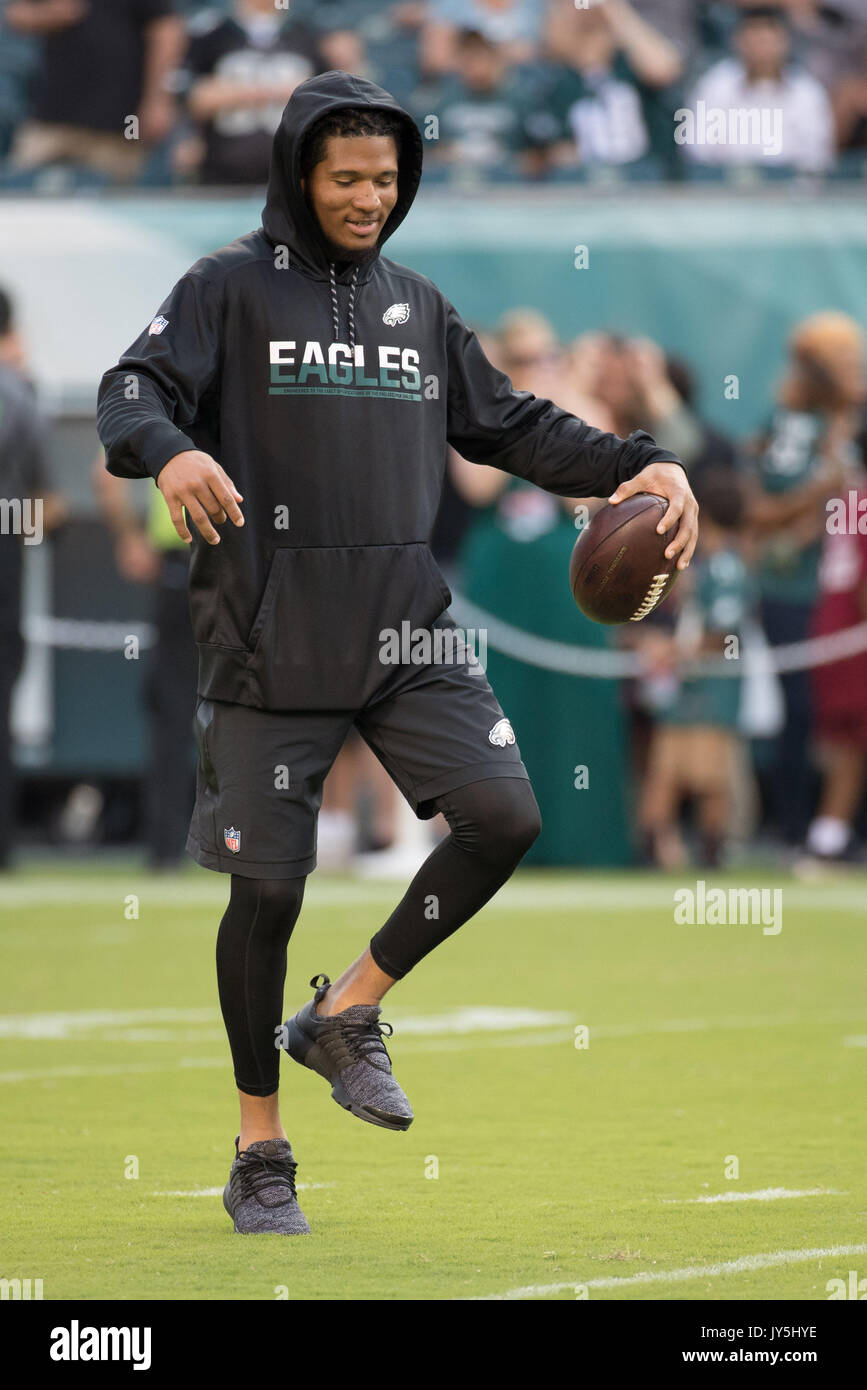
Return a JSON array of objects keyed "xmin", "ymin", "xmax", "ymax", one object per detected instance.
[
  {"xmin": 458, "ymin": 40, "xmax": 505, "ymax": 92},
  {"xmin": 303, "ymin": 134, "xmax": 399, "ymax": 260},
  {"xmin": 736, "ymin": 18, "xmax": 789, "ymax": 75}
]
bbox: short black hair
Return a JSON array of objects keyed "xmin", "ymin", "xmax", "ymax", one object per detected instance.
[
  {"xmin": 0, "ymin": 286, "xmax": 13, "ymax": 337},
  {"xmin": 299, "ymin": 107, "xmax": 403, "ymax": 183},
  {"xmin": 736, "ymin": 5, "xmax": 789, "ymax": 26},
  {"xmin": 456, "ymin": 27, "xmax": 495, "ymax": 50}
]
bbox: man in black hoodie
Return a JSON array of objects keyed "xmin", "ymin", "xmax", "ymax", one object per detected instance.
[{"xmin": 98, "ymin": 70, "xmax": 697, "ymax": 1236}]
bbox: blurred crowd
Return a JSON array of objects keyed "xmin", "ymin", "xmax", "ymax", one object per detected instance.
[
  {"xmin": 1, "ymin": 0, "xmax": 867, "ymax": 189},
  {"xmin": 444, "ymin": 304, "xmax": 867, "ymax": 871},
  {"xmin": 2, "ymin": 0, "xmax": 866, "ymax": 875},
  {"xmin": 3, "ymin": 275, "xmax": 867, "ymax": 872}
]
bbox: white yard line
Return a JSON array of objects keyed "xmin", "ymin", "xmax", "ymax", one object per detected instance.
[
  {"xmin": 0, "ymin": 1007, "xmax": 219, "ymax": 1040},
  {"xmin": 468, "ymin": 1244, "xmax": 867, "ymax": 1300},
  {"xmin": 664, "ymin": 1188, "xmax": 842, "ymax": 1204},
  {"xmin": 0, "ymin": 1004, "xmax": 570, "ymax": 1042},
  {"xmin": 382, "ymin": 1007, "xmax": 574, "ymax": 1035},
  {"xmin": 2, "ymin": 876, "xmax": 867, "ymax": 912},
  {"xmin": 0, "ymin": 1004, "xmax": 864, "ymax": 1080}
]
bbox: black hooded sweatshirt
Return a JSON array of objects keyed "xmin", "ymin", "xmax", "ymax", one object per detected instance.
[{"xmin": 97, "ymin": 70, "xmax": 682, "ymax": 712}]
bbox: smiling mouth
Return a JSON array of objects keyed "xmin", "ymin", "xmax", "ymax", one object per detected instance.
[{"xmin": 345, "ymin": 218, "xmax": 380, "ymax": 234}]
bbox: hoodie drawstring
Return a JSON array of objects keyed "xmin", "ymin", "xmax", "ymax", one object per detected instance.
[{"xmin": 329, "ymin": 262, "xmax": 359, "ymax": 351}]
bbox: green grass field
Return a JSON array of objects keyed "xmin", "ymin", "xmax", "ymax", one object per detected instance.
[{"xmin": 1, "ymin": 863, "xmax": 865, "ymax": 1301}]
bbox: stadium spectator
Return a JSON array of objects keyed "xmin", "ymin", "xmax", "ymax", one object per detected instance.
[
  {"xmin": 684, "ymin": 6, "xmax": 835, "ymax": 174},
  {"xmin": 833, "ymin": 58, "xmax": 867, "ymax": 155},
  {"xmin": 175, "ymin": 0, "xmax": 324, "ymax": 185},
  {"xmin": 93, "ymin": 462, "xmax": 197, "ymax": 870},
  {"xmin": 288, "ymin": 0, "xmax": 369, "ymax": 77},
  {"xmin": 638, "ymin": 466, "xmax": 752, "ymax": 868},
  {"xmin": 805, "ymin": 450, "xmax": 867, "ymax": 864},
  {"xmin": 317, "ymin": 735, "xmax": 401, "ymax": 868},
  {"xmin": 5, "ymin": 0, "xmax": 184, "ymax": 184},
  {"xmin": 630, "ymin": 0, "xmax": 698, "ymax": 60},
  {"xmin": 0, "ymin": 287, "xmax": 65, "ymax": 869},
  {"xmin": 566, "ymin": 333, "xmax": 709, "ymax": 475},
  {"xmin": 745, "ymin": 311, "xmax": 866, "ymax": 847},
  {"xmin": 663, "ymin": 351, "xmax": 742, "ymax": 481},
  {"xmin": 538, "ymin": 0, "xmax": 684, "ymax": 172},
  {"xmin": 420, "ymin": 0, "xmax": 542, "ymax": 76},
  {"xmin": 424, "ymin": 28, "xmax": 543, "ymax": 174},
  {"xmin": 451, "ymin": 311, "xmax": 614, "ymax": 510},
  {"xmin": 450, "ymin": 310, "xmax": 634, "ymax": 868},
  {"xmin": 778, "ymin": 0, "xmax": 867, "ymax": 91}
]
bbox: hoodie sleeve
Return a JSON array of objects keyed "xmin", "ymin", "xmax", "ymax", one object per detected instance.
[
  {"xmin": 97, "ymin": 270, "xmax": 222, "ymax": 482},
  {"xmin": 444, "ymin": 301, "xmax": 682, "ymax": 497}
]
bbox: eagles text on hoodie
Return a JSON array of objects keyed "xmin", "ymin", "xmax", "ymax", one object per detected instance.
[{"xmin": 97, "ymin": 70, "xmax": 682, "ymax": 712}]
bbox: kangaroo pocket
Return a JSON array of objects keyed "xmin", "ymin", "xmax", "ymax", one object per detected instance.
[{"xmin": 244, "ymin": 542, "xmax": 451, "ymax": 710}]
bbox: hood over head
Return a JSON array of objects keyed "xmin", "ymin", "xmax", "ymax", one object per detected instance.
[{"xmin": 261, "ymin": 70, "xmax": 423, "ymax": 286}]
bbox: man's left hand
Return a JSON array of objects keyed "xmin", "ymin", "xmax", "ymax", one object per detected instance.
[{"xmin": 609, "ymin": 461, "xmax": 698, "ymax": 570}]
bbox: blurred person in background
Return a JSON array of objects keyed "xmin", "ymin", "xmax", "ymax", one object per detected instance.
[
  {"xmin": 830, "ymin": 1, "xmax": 867, "ymax": 158},
  {"xmin": 451, "ymin": 311, "xmax": 640, "ymax": 866},
  {"xmin": 685, "ymin": 5, "xmax": 834, "ymax": 174},
  {"xmin": 6, "ymin": 0, "xmax": 183, "ymax": 184},
  {"xmin": 93, "ymin": 461, "xmax": 197, "ymax": 871},
  {"xmin": 0, "ymin": 287, "xmax": 66, "ymax": 869},
  {"xmin": 287, "ymin": 0, "xmax": 369, "ymax": 78},
  {"xmin": 752, "ymin": 0, "xmax": 867, "ymax": 93},
  {"xmin": 803, "ymin": 425, "xmax": 867, "ymax": 864},
  {"xmin": 317, "ymin": 734, "xmax": 400, "ymax": 869},
  {"xmin": 567, "ymin": 332, "xmax": 710, "ymax": 471},
  {"xmin": 638, "ymin": 466, "xmax": 752, "ymax": 868},
  {"xmin": 174, "ymin": 0, "xmax": 324, "ymax": 185},
  {"xmin": 450, "ymin": 311, "xmax": 613, "ymax": 523},
  {"xmin": 663, "ymin": 352, "xmax": 742, "ymax": 480},
  {"xmin": 834, "ymin": 74, "xmax": 867, "ymax": 157},
  {"xmin": 746, "ymin": 311, "xmax": 866, "ymax": 847},
  {"xmin": 424, "ymin": 26, "xmax": 542, "ymax": 174},
  {"xmin": 629, "ymin": 0, "xmax": 698, "ymax": 61},
  {"xmin": 420, "ymin": 0, "xmax": 542, "ymax": 76},
  {"xmin": 537, "ymin": 0, "xmax": 683, "ymax": 173}
]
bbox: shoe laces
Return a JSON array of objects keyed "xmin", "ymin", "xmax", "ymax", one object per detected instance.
[
  {"xmin": 336, "ymin": 1015, "xmax": 394, "ymax": 1069},
  {"xmin": 235, "ymin": 1150, "xmax": 298, "ymax": 1205}
]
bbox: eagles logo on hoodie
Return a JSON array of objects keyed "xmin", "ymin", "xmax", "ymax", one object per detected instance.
[{"xmin": 97, "ymin": 71, "xmax": 680, "ymax": 713}]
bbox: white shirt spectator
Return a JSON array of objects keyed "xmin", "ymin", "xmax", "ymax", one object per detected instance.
[{"xmin": 684, "ymin": 58, "xmax": 834, "ymax": 174}]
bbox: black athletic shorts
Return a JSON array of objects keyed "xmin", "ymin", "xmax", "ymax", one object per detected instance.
[{"xmin": 186, "ymin": 647, "xmax": 529, "ymax": 878}]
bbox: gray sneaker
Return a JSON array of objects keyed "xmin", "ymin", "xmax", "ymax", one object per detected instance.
[
  {"xmin": 281, "ymin": 974, "xmax": 414, "ymax": 1131},
  {"xmin": 222, "ymin": 1137, "xmax": 311, "ymax": 1235}
]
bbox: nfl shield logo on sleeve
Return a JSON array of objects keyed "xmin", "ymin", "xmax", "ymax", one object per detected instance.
[
  {"xmin": 148, "ymin": 315, "xmax": 169, "ymax": 335},
  {"xmin": 224, "ymin": 827, "xmax": 241, "ymax": 854}
]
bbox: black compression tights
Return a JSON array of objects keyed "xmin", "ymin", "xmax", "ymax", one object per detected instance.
[
  {"xmin": 216, "ymin": 777, "xmax": 540, "ymax": 1096},
  {"xmin": 369, "ymin": 777, "xmax": 541, "ymax": 978},
  {"xmin": 216, "ymin": 876, "xmax": 306, "ymax": 1097}
]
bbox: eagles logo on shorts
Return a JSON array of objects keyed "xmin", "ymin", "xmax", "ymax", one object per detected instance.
[{"xmin": 488, "ymin": 718, "xmax": 516, "ymax": 747}]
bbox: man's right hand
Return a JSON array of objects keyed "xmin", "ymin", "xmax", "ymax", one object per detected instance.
[{"xmin": 156, "ymin": 450, "xmax": 244, "ymax": 545}]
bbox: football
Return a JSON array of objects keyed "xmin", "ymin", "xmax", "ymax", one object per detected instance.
[{"xmin": 569, "ymin": 493, "xmax": 679, "ymax": 624}]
